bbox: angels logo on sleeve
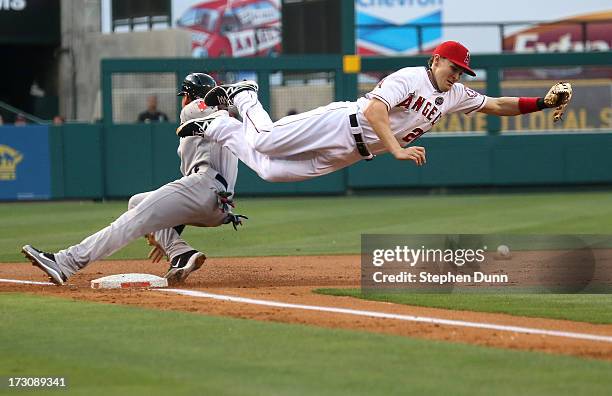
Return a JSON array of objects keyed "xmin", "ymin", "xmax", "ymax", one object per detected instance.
[{"xmin": 464, "ymin": 87, "xmax": 479, "ymax": 98}]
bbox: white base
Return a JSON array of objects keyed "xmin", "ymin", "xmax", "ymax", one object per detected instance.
[{"xmin": 91, "ymin": 273, "xmax": 168, "ymax": 289}]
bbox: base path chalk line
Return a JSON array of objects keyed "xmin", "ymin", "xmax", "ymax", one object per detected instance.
[
  {"xmin": 2, "ymin": 278, "xmax": 611, "ymax": 344},
  {"xmin": 0, "ymin": 278, "xmax": 54, "ymax": 286},
  {"xmin": 157, "ymin": 288, "xmax": 612, "ymax": 344}
]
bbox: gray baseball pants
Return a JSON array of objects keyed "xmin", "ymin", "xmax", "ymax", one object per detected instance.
[{"xmin": 54, "ymin": 168, "xmax": 229, "ymax": 277}]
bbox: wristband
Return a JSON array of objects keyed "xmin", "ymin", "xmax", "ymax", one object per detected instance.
[{"xmin": 518, "ymin": 97, "xmax": 547, "ymax": 114}]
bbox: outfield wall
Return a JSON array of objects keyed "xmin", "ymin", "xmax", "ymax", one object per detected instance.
[{"xmin": 1, "ymin": 123, "xmax": 611, "ymax": 200}]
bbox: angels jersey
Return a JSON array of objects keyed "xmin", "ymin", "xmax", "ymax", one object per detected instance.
[{"xmin": 355, "ymin": 66, "xmax": 488, "ymax": 155}]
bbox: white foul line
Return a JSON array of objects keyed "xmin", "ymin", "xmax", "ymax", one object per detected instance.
[
  {"xmin": 157, "ymin": 288, "xmax": 612, "ymax": 344},
  {"xmin": 0, "ymin": 278, "xmax": 54, "ymax": 286},
  {"xmin": 2, "ymin": 277, "xmax": 611, "ymax": 344}
]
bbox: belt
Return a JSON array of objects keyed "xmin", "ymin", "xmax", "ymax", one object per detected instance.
[
  {"xmin": 349, "ymin": 114, "xmax": 374, "ymax": 161},
  {"xmin": 193, "ymin": 166, "xmax": 228, "ymax": 189}
]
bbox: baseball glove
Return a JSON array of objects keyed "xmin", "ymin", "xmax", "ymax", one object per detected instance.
[{"xmin": 544, "ymin": 82, "xmax": 573, "ymax": 122}]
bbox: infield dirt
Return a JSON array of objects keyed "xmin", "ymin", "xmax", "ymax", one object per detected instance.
[{"xmin": 2, "ymin": 255, "xmax": 612, "ymax": 360}]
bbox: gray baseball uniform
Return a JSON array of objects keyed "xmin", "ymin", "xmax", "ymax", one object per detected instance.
[{"xmin": 54, "ymin": 99, "xmax": 238, "ymax": 277}]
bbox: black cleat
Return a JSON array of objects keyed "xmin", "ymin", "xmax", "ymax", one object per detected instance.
[
  {"xmin": 176, "ymin": 110, "xmax": 228, "ymax": 138},
  {"xmin": 204, "ymin": 81, "xmax": 258, "ymax": 106},
  {"xmin": 21, "ymin": 245, "xmax": 67, "ymax": 285},
  {"xmin": 164, "ymin": 250, "xmax": 206, "ymax": 285}
]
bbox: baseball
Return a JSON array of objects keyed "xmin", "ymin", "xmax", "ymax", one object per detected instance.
[{"xmin": 497, "ymin": 245, "xmax": 510, "ymax": 258}]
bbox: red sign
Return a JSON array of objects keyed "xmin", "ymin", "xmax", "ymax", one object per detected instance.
[
  {"xmin": 177, "ymin": 0, "xmax": 282, "ymax": 58},
  {"xmin": 503, "ymin": 12, "xmax": 611, "ymax": 53}
]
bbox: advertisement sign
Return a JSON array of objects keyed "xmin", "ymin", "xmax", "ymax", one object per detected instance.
[
  {"xmin": 427, "ymin": 82, "xmax": 612, "ymax": 132},
  {"xmin": 503, "ymin": 12, "xmax": 611, "ymax": 53},
  {"xmin": 356, "ymin": 0, "xmax": 443, "ymax": 55},
  {"xmin": 356, "ymin": 0, "xmax": 611, "ymax": 55},
  {"xmin": 0, "ymin": 126, "xmax": 51, "ymax": 200},
  {"xmin": 100, "ymin": 0, "xmax": 282, "ymax": 58},
  {"xmin": 173, "ymin": 0, "xmax": 282, "ymax": 58}
]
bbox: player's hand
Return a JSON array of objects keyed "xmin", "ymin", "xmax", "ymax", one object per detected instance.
[
  {"xmin": 393, "ymin": 146, "xmax": 426, "ymax": 165},
  {"xmin": 145, "ymin": 233, "xmax": 167, "ymax": 263},
  {"xmin": 148, "ymin": 246, "xmax": 165, "ymax": 263}
]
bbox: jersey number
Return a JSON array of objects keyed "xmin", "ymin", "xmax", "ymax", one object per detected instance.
[{"xmin": 402, "ymin": 128, "xmax": 424, "ymax": 143}]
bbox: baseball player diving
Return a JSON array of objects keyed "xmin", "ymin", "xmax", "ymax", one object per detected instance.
[
  {"xmin": 177, "ymin": 41, "xmax": 573, "ymax": 182},
  {"xmin": 22, "ymin": 73, "xmax": 246, "ymax": 286}
]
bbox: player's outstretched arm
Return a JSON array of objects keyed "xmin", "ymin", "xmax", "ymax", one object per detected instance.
[
  {"xmin": 479, "ymin": 97, "xmax": 522, "ymax": 116},
  {"xmin": 478, "ymin": 82, "xmax": 572, "ymax": 122},
  {"xmin": 364, "ymin": 98, "xmax": 426, "ymax": 165}
]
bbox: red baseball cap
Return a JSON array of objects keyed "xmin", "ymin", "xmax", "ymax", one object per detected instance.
[{"xmin": 432, "ymin": 41, "xmax": 476, "ymax": 77}]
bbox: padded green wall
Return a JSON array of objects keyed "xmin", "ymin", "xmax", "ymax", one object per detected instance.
[{"xmin": 50, "ymin": 124, "xmax": 612, "ymax": 199}]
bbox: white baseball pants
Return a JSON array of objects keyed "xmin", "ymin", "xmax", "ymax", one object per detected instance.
[{"xmin": 205, "ymin": 92, "xmax": 363, "ymax": 182}]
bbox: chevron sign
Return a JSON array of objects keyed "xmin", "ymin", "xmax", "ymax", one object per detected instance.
[{"xmin": 356, "ymin": 0, "xmax": 443, "ymax": 55}]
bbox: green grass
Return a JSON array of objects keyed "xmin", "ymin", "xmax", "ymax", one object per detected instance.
[
  {"xmin": 315, "ymin": 289, "xmax": 612, "ymax": 324},
  {"xmin": 3, "ymin": 193, "xmax": 612, "ymax": 393},
  {"xmin": 2, "ymin": 191, "xmax": 612, "ymax": 262},
  {"xmin": 1, "ymin": 294, "xmax": 611, "ymax": 396}
]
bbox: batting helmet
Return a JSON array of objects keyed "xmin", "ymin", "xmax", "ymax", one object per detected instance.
[{"xmin": 177, "ymin": 73, "xmax": 217, "ymax": 99}]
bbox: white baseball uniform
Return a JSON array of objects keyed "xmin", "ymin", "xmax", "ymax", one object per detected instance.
[
  {"xmin": 200, "ymin": 66, "xmax": 488, "ymax": 182},
  {"xmin": 54, "ymin": 99, "xmax": 239, "ymax": 277}
]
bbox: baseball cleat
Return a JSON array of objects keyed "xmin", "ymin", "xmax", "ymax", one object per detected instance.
[
  {"xmin": 164, "ymin": 250, "xmax": 206, "ymax": 285},
  {"xmin": 176, "ymin": 110, "xmax": 228, "ymax": 138},
  {"xmin": 21, "ymin": 245, "xmax": 67, "ymax": 285},
  {"xmin": 204, "ymin": 80, "xmax": 258, "ymax": 106}
]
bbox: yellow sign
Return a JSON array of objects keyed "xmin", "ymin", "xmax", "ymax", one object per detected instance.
[
  {"xmin": 343, "ymin": 55, "xmax": 361, "ymax": 74},
  {"xmin": 0, "ymin": 144, "xmax": 23, "ymax": 181},
  {"xmin": 430, "ymin": 107, "xmax": 612, "ymax": 133}
]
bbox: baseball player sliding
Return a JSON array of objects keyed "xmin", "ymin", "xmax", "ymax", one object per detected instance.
[
  {"xmin": 22, "ymin": 73, "xmax": 246, "ymax": 286},
  {"xmin": 177, "ymin": 41, "xmax": 573, "ymax": 182}
]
